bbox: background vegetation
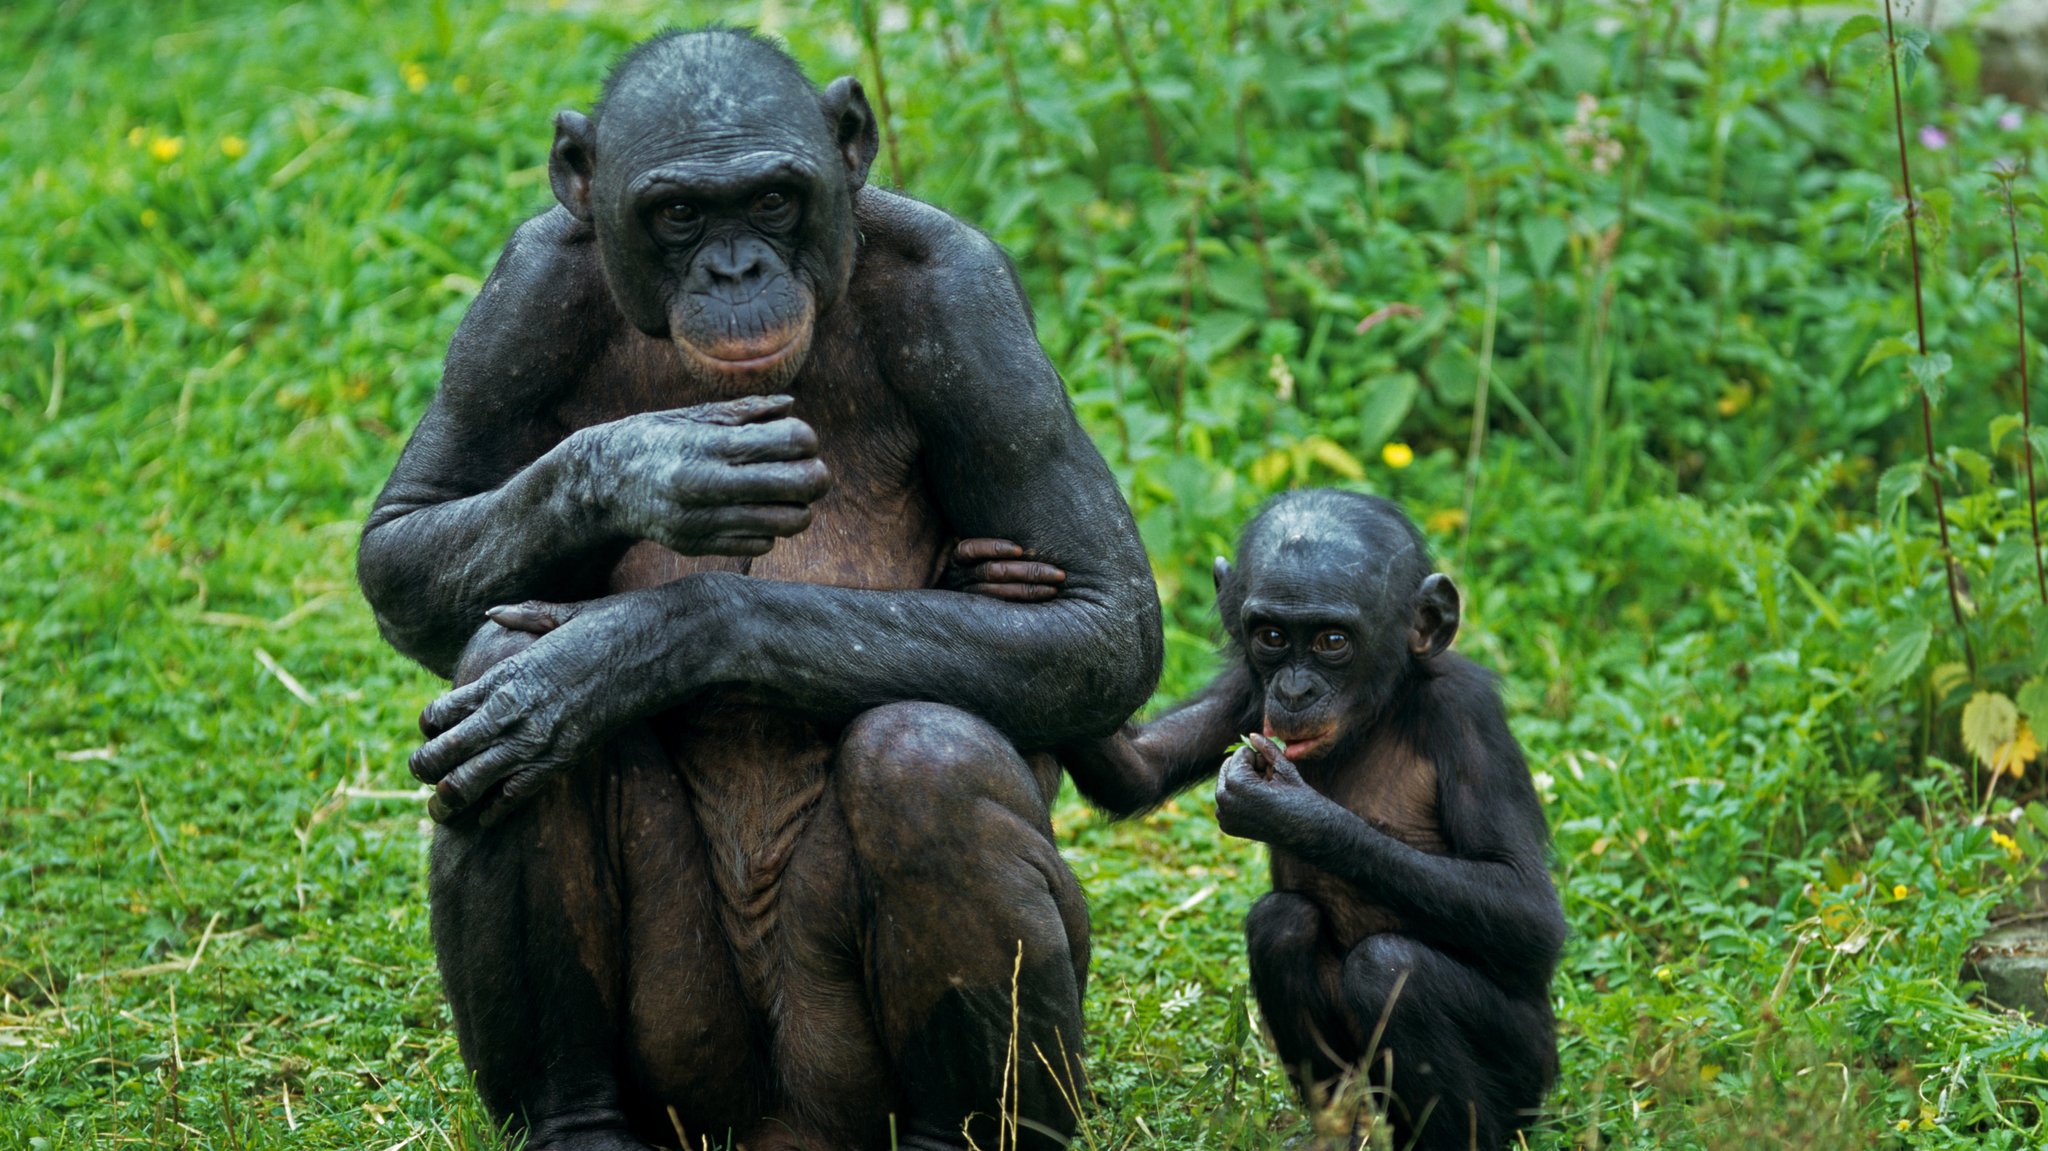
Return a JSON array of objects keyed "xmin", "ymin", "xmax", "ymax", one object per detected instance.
[{"xmin": 5, "ymin": 0, "xmax": 2048, "ymax": 1146}]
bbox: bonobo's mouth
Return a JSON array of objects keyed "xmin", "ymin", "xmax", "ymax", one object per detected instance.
[
  {"xmin": 683, "ymin": 330, "xmax": 806, "ymax": 372},
  {"xmin": 1262, "ymin": 720, "xmax": 1337, "ymax": 762}
]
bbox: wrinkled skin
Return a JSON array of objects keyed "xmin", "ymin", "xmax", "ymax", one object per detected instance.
[
  {"xmin": 357, "ymin": 29, "xmax": 1159, "ymax": 1151},
  {"xmin": 946, "ymin": 490, "xmax": 1563, "ymax": 1151}
]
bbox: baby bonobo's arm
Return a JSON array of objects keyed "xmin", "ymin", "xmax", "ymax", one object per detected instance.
[{"xmin": 943, "ymin": 539, "xmax": 1253, "ymax": 816}]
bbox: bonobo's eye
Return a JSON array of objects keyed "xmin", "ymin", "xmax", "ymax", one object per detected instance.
[
  {"xmin": 753, "ymin": 190, "xmax": 800, "ymax": 230},
  {"xmin": 657, "ymin": 202, "xmax": 700, "ymax": 226},
  {"xmin": 1253, "ymin": 627, "xmax": 1287, "ymax": 652},
  {"xmin": 1311, "ymin": 631, "xmax": 1351, "ymax": 656}
]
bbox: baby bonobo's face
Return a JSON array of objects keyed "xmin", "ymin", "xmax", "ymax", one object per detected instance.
[{"xmin": 1237, "ymin": 545, "xmax": 1409, "ymax": 764}]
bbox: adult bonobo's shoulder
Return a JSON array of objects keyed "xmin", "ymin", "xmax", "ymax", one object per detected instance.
[{"xmin": 436, "ymin": 205, "xmax": 611, "ymax": 415}]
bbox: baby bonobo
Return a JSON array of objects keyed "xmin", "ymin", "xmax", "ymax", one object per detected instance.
[{"xmin": 950, "ymin": 489, "xmax": 1563, "ymax": 1150}]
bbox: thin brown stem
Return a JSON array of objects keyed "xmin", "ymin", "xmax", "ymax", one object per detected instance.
[
  {"xmin": 1999, "ymin": 176, "xmax": 2047, "ymax": 605},
  {"xmin": 852, "ymin": 0, "xmax": 902, "ymax": 186},
  {"xmin": 1226, "ymin": 7, "xmax": 1279, "ymax": 320},
  {"xmin": 1884, "ymin": 0, "xmax": 1976, "ymax": 673},
  {"xmin": 986, "ymin": 6, "xmax": 1040, "ymax": 159},
  {"xmin": 1104, "ymin": 0, "xmax": 1172, "ymax": 175}
]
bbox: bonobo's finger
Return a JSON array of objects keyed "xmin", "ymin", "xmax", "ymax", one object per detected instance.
[
  {"xmin": 720, "ymin": 458, "xmax": 833, "ymax": 504},
  {"xmin": 411, "ymin": 697, "xmax": 515, "ymax": 783},
  {"xmin": 697, "ymin": 534, "xmax": 776, "ymax": 557},
  {"xmin": 717, "ymin": 417, "xmax": 821, "ymax": 464},
  {"xmin": 711, "ymin": 502, "xmax": 814, "ymax": 538},
  {"xmin": 433, "ymin": 741, "xmax": 529, "ymax": 817},
  {"xmin": 419, "ymin": 676, "xmax": 493, "ymax": 738},
  {"xmin": 1246, "ymin": 733, "xmax": 1286, "ymax": 778},
  {"xmin": 969, "ymin": 582, "xmax": 1060, "ymax": 603},
  {"xmin": 683, "ymin": 393, "xmax": 795, "ymax": 426},
  {"xmin": 967, "ymin": 560, "xmax": 1066, "ymax": 586},
  {"xmin": 485, "ymin": 600, "xmax": 572, "ymax": 636},
  {"xmin": 479, "ymin": 765, "xmax": 558, "ymax": 829},
  {"xmin": 954, "ymin": 538, "xmax": 1027, "ymax": 563}
]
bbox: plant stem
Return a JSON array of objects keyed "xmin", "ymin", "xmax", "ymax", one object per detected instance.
[
  {"xmin": 1998, "ymin": 176, "xmax": 2047, "ymax": 605},
  {"xmin": 1462, "ymin": 240, "xmax": 1502, "ymax": 560},
  {"xmin": 1104, "ymin": 0, "xmax": 1173, "ymax": 175},
  {"xmin": 1883, "ymin": 0, "xmax": 1976, "ymax": 673},
  {"xmin": 1225, "ymin": 4, "xmax": 1279, "ymax": 320},
  {"xmin": 986, "ymin": 6, "xmax": 1040, "ymax": 160},
  {"xmin": 852, "ymin": 0, "xmax": 902, "ymax": 186}
]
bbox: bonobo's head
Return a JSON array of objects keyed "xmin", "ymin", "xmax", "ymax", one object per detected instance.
[
  {"xmin": 1214, "ymin": 490, "xmax": 1460, "ymax": 763},
  {"xmin": 548, "ymin": 28, "xmax": 878, "ymax": 392}
]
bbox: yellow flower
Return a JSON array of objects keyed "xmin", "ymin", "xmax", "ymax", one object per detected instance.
[
  {"xmin": 1382, "ymin": 442, "xmax": 1414, "ymax": 469},
  {"xmin": 1425, "ymin": 507, "xmax": 1466, "ymax": 535},
  {"xmin": 139, "ymin": 208, "xmax": 161, "ymax": 228},
  {"xmin": 1994, "ymin": 721, "xmax": 2041, "ymax": 779},
  {"xmin": 1891, "ymin": 884, "xmax": 1910, "ymax": 901},
  {"xmin": 402, "ymin": 62, "xmax": 428, "ymax": 93},
  {"xmin": 1992, "ymin": 830, "xmax": 2023, "ymax": 859},
  {"xmin": 220, "ymin": 135, "xmax": 247, "ymax": 159},
  {"xmin": 1653, "ymin": 965, "xmax": 1673, "ymax": 984},
  {"xmin": 149, "ymin": 135, "xmax": 184, "ymax": 162}
]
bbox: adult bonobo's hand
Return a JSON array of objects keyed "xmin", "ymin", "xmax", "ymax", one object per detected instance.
[
  {"xmin": 570, "ymin": 394, "xmax": 832, "ymax": 557},
  {"xmin": 1214, "ymin": 733, "xmax": 1325, "ymax": 846},
  {"xmin": 940, "ymin": 538, "xmax": 1067, "ymax": 603},
  {"xmin": 411, "ymin": 596, "xmax": 649, "ymax": 826}
]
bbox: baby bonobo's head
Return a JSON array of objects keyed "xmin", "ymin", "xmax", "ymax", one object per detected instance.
[{"xmin": 1216, "ymin": 490, "xmax": 1459, "ymax": 763}]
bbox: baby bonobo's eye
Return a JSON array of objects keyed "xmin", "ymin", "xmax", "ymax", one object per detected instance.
[
  {"xmin": 659, "ymin": 202, "xmax": 699, "ymax": 224},
  {"xmin": 1253, "ymin": 627, "xmax": 1287, "ymax": 651},
  {"xmin": 1311, "ymin": 631, "xmax": 1350, "ymax": 655},
  {"xmin": 757, "ymin": 191, "xmax": 788, "ymax": 211}
]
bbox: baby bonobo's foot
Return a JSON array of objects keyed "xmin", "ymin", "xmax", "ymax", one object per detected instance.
[{"xmin": 943, "ymin": 538, "xmax": 1066, "ymax": 603}]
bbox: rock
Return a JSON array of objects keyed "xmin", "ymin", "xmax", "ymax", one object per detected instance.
[{"xmin": 1963, "ymin": 919, "xmax": 2048, "ymax": 1019}]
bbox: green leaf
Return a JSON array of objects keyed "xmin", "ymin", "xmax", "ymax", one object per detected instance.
[
  {"xmin": 1357, "ymin": 372, "xmax": 1418, "ymax": 454},
  {"xmin": 1908, "ymin": 352, "xmax": 1952, "ymax": 408},
  {"xmin": 1863, "ymin": 197, "xmax": 1906, "ymax": 254},
  {"xmin": 2026, "ymin": 801, "xmax": 2048, "ymax": 841},
  {"xmin": 1898, "ymin": 25, "xmax": 1931, "ymax": 88},
  {"xmin": 2030, "ymin": 427, "xmax": 2048, "ymax": 469},
  {"xmin": 1829, "ymin": 14, "xmax": 1882, "ymax": 74},
  {"xmin": 1878, "ymin": 460, "xmax": 1924, "ymax": 522},
  {"xmin": 2029, "ymin": 252, "xmax": 2048, "ymax": 286},
  {"xmin": 2018, "ymin": 679, "xmax": 2048, "ymax": 731},
  {"xmin": 1871, "ymin": 619, "xmax": 1932, "ymax": 692},
  {"xmin": 1859, "ymin": 334, "xmax": 1916, "ymax": 375},
  {"xmin": 1949, "ymin": 446, "xmax": 1992, "ymax": 488},
  {"xmin": 1521, "ymin": 215, "xmax": 1568, "ymax": 280},
  {"xmin": 1992, "ymin": 413, "xmax": 2025, "ymax": 453},
  {"xmin": 1962, "ymin": 692, "xmax": 2019, "ymax": 770}
]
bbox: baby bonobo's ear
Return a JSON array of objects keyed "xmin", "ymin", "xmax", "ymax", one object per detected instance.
[
  {"xmin": 1408, "ymin": 572, "xmax": 1461, "ymax": 659},
  {"xmin": 1213, "ymin": 556, "xmax": 1232, "ymax": 594}
]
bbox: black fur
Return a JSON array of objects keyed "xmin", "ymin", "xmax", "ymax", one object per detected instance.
[
  {"xmin": 358, "ymin": 29, "xmax": 1159, "ymax": 1151},
  {"xmin": 1008, "ymin": 490, "xmax": 1561, "ymax": 1150}
]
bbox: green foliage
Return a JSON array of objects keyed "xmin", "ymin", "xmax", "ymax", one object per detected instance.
[{"xmin": 5, "ymin": 0, "xmax": 2048, "ymax": 1148}]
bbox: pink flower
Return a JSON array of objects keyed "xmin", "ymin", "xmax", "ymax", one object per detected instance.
[
  {"xmin": 1919, "ymin": 125, "xmax": 1949, "ymax": 150},
  {"xmin": 2000, "ymin": 110, "xmax": 2023, "ymax": 132}
]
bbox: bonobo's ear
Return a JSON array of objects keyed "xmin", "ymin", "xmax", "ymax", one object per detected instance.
[
  {"xmin": 1408, "ymin": 572, "xmax": 1461, "ymax": 659},
  {"xmin": 549, "ymin": 110, "xmax": 597, "ymax": 222},
  {"xmin": 1212, "ymin": 556, "xmax": 1233, "ymax": 595},
  {"xmin": 820, "ymin": 76, "xmax": 879, "ymax": 191}
]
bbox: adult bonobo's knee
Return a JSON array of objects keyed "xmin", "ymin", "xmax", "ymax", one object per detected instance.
[{"xmin": 837, "ymin": 702, "xmax": 1051, "ymax": 860}]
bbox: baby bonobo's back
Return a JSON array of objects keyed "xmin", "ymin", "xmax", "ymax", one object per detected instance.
[{"xmin": 946, "ymin": 489, "xmax": 1562, "ymax": 1149}]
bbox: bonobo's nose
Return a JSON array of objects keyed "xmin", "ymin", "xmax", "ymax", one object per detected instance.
[
  {"xmin": 705, "ymin": 237, "xmax": 768, "ymax": 288},
  {"xmin": 1273, "ymin": 668, "xmax": 1317, "ymax": 708}
]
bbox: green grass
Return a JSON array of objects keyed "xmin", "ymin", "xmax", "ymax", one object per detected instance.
[{"xmin": 6, "ymin": 0, "xmax": 2048, "ymax": 1147}]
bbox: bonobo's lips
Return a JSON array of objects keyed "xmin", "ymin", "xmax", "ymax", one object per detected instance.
[
  {"xmin": 1262, "ymin": 719, "xmax": 1336, "ymax": 762},
  {"xmin": 687, "ymin": 330, "xmax": 805, "ymax": 372}
]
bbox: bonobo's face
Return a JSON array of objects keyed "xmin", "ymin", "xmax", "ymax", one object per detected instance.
[
  {"xmin": 548, "ymin": 38, "xmax": 877, "ymax": 393},
  {"xmin": 1225, "ymin": 508, "xmax": 1459, "ymax": 764}
]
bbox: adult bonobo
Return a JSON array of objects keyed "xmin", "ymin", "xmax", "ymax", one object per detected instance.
[
  {"xmin": 357, "ymin": 29, "xmax": 1160, "ymax": 1151},
  {"xmin": 953, "ymin": 491, "xmax": 1562, "ymax": 1150}
]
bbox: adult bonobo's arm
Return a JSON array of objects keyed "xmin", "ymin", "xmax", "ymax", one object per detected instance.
[
  {"xmin": 1214, "ymin": 661, "xmax": 1564, "ymax": 991},
  {"xmin": 357, "ymin": 211, "xmax": 830, "ymax": 677},
  {"xmin": 414, "ymin": 217, "xmax": 1163, "ymax": 820}
]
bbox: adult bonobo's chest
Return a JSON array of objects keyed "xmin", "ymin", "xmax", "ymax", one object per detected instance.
[
  {"xmin": 1270, "ymin": 737, "xmax": 1448, "ymax": 948},
  {"xmin": 552, "ymin": 326, "xmax": 944, "ymax": 597}
]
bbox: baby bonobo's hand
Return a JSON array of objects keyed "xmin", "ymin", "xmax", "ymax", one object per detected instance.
[
  {"xmin": 1214, "ymin": 733, "xmax": 1319, "ymax": 845},
  {"xmin": 942, "ymin": 538, "xmax": 1066, "ymax": 603}
]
